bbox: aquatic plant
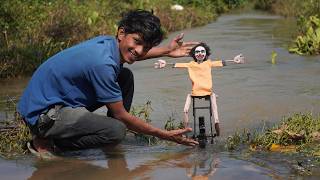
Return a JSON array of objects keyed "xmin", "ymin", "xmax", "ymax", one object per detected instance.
[
  {"xmin": 164, "ymin": 114, "xmax": 184, "ymax": 131},
  {"xmin": 289, "ymin": 16, "xmax": 320, "ymax": 55},
  {"xmin": 271, "ymin": 50, "xmax": 277, "ymax": 64},
  {"xmin": 129, "ymin": 101, "xmax": 159, "ymax": 145},
  {"xmin": 0, "ymin": 95, "xmax": 32, "ymax": 158},
  {"xmin": 0, "ymin": 114, "xmax": 32, "ymax": 158},
  {"xmin": 130, "ymin": 100, "xmax": 153, "ymax": 123},
  {"xmin": 226, "ymin": 129, "xmax": 251, "ymax": 150},
  {"xmin": 226, "ymin": 113, "xmax": 320, "ymax": 158}
]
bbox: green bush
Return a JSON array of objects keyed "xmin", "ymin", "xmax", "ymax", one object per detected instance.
[
  {"xmin": 0, "ymin": 114, "xmax": 32, "ymax": 158},
  {"xmin": 226, "ymin": 113, "xmax": 320, "ymax": 156},
  {"xmin": 289, "ymin": 16, "xmax": 320, "ymax": 55},
  {"xmin": 0, "ymin": 0, "xmax": 127, "ymax": 78}
]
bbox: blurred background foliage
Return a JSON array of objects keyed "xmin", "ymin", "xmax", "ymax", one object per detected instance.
[
  {"xmin": 254, "ymin": 0, "xmax": 320, "ymax": 55},
  {"xmin": 0, "ymin": 0, "xmax": 246, "ymax": 78},
  {"xmin": 0, "ymin": 0, "xmax": 319, "ymax": 79}
]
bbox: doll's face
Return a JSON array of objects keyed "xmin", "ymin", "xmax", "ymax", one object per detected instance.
[{"xmin": 194, "ymin": 46, "xmax": 206, "ymax": 63}]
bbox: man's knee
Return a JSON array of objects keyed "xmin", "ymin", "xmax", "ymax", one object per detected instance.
[
  {"xmin": 101, "ymin": 120, "xmax": 127, "ymax": 144},
  {"xmin": 113, "ymin": 121, "xmax": 127, "ymax": 141}
]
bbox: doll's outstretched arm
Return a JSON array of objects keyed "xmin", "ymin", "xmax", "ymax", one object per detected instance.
[
  {"xmin": 224, "ymin": 53, "xmax": 245, "ymax": 64},
  {"xmin": 154, "ymin": 59, "xmax": 167, "ymax": 69},
  {"xmin": 154, "ymin": 59, "xmax": 175, "ymax": 69}
]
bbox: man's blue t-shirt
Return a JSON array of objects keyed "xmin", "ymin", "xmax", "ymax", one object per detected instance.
[{"xmin": 18, "ymin": 36, "xmax": 123, "ymax": 125}]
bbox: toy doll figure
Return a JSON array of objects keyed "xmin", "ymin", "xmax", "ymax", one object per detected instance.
[{"xmin": 155, "ymin": 43, "xmax": 244, "ymax": 136}]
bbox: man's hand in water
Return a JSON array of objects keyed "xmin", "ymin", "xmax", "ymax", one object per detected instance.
[{"xmin": 165, "ymin": 128, "xmax": 199, "ymax": 146}]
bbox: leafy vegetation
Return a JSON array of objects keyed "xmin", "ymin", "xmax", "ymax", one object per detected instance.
[
  {"xmin": 129, "ymin": 101, "xmax": 160, "ymax": 145},
  {"xmin": 289, "ymin": 16, "xmax": 320, "ymax": 55},
  {"xmin": 226, "ymin": 113, "xmax": 320, "ymax": 159},
  {"xmin": 0, "ymin": 114, "xmax": 31, "ymax": 158},
  {"xmin": 253, "ymin": 0, "xmax": 320, "ymax": 55},
  {"xmin": 164, "ymin": 113, "xmax": 184, "ymax": 131},
  {"xmin": 0, "ymin": 0, "xmax": 244, "ymax": 79}
]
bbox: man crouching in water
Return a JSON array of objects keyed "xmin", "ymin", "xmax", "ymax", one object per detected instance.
[{"xmin": 18, "ymin": 9, "xmax": 198, "ymax": 156}]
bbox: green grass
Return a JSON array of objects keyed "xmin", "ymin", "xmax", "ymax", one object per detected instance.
[
  {"xmin": 164, "ymin": 114, "xmax": 184, "ymax": 131},
  {"xmin": 129, "ymin": 101, "xmax": 159, "ymax": 145},
  {"xmin": 0, "ymin": 114, "xmax": 32, "ymax": 158},
  {"xmin": 226, "ymin": 113, "xmax": 320, "ymax": 158}
]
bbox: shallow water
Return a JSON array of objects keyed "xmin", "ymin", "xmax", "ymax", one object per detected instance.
[{"xmin": 1, "ymin": 11, "xmax": 320, "ymax": 179}]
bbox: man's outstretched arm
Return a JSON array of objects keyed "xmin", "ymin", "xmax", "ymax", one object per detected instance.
[
  {"xmin": 106, "ymin": 101, "xmax": 198, "ymax": 146},
  {"xmin": 139, "ymin": 33, "xmax": 198, "ymax": 60}
]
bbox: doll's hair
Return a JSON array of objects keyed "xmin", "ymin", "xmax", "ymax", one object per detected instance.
[{"xmin": 189, "ymin": 42, "xmax": 211, "ymax": 62}]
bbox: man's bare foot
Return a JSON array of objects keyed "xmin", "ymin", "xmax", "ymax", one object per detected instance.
[
  {"xmin": 32, "ymin": 136, "xmax": 54, "ymax": 153},
  {"xmin": 27, "ymin": 138, "xmax": 59, "ymax": 160}
]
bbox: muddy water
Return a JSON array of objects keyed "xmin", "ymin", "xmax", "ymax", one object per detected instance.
[{"xmin": 1, "ymin": 11, "xmax": 320, "ymax": 179}]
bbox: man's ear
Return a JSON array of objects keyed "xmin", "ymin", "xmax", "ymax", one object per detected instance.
[{"xmin": 117, "ymin": 28, "xmax": 126, "ymax": 41}]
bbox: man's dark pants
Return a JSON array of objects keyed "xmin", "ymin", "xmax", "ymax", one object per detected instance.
[{"xmin": 32, "ymin": 67, "xmax": 134, "ymax": 150}]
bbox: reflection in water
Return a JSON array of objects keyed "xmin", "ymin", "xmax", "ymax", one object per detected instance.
[
  {"xmin": 28, "ymin": 145, "xmax": 223, "ymax": 180},
  {"xmin": 28, "ymin": 146, "xmax": 187, "ymax": 180},
  {"xmin": 187, "ymin": 151, "xmax": 220, "ymax": 180},
  {"xmin": 29, "ymin": 147, "xmax": 150, "ymax": 180},
  {"xmin": 29, "ymin": 155, "xmax": 146, "ymax": 180}
]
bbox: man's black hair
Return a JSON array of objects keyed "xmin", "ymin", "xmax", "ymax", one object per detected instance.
[
  {"xmin": 189, "ymin": 42, "xmax": 211, "ymax": 62},
  {"xmin": 118, "ymin": 9, "xmax": 164, "ymax": 48}
]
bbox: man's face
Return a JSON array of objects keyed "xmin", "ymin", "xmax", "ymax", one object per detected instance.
[
  {"xmin": 117, "ymin": 28, "xmax": 151, "ymax": 64},
  {"xmin": 194, "ymin": 46, "xmax": 206, "ymax": 63}
]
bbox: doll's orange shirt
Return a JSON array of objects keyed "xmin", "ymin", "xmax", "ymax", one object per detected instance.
[{"xmin": 174, "ymin": 60, "xmax": 223, "ymax": 96}]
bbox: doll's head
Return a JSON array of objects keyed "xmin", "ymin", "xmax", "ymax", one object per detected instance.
[{"xmin": 189, "ymin": 42, "xmax": 211, "ymax": 63}]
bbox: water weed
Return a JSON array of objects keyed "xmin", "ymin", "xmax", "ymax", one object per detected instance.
[
  {"xmin": 226, "ymin": 113, "xmax": 320, "ymax": 157},
  {"xmin": 0, "ymin": 114, "xmax": 31, "ymax": 158},
  {"xmin": 164, "ymin": 114, "xmax": 184, "ymax": 131},
  {"xmin": 271, "ymin": 50, "xmax": 277, "ymax": 64},
  {"xmin": 129, "ymin": 101, "xmax": 159, "ymax": 145}
]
